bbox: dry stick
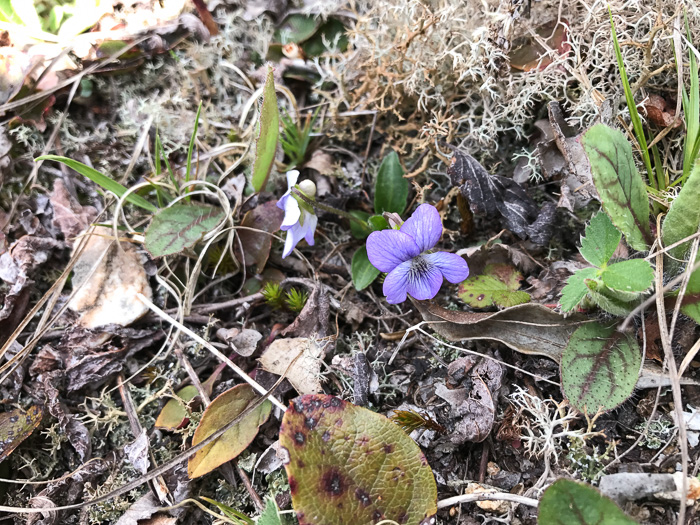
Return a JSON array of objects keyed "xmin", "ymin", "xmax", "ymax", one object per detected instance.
[
  {"xmin": 117, "ymin": 376, "xmax": 172, "ymax": 506},
  {"xmin": 437, "ymin": 492, "xmax": 539, "ymax": 509},
  {"xmin": 137, "ymin": 293, "xmax": 286, "ymax": 412},
  {"xmin": 0, "ymin": 363, "xmax": 296, "ymax": 515},
  {"xmin": 654, "ymin": 219, "xmax": 689, "ymax": 525}
]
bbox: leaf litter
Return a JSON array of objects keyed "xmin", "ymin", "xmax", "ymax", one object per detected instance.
[{"xmin": 1, "ymin": 1, "xmax": 700, "ymax": 524}]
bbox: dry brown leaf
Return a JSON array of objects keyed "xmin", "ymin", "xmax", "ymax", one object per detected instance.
[
  {"xmin": 258, "ymin": 337, "xmax": 325, "ymax": 395},
  {"xmin": 68, "ymin": 226, "xmax": 152, "ymax": 328}
]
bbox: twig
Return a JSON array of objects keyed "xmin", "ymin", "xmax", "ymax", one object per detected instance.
[
  {"xmin": 653, "ymin": 216, "xmax": 688, "ymax": 525},
  {"xmin": 437, "ymin": 492, "xmax": 539, "ymax": 509}
]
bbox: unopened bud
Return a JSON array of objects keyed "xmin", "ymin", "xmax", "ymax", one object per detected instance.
[
  {"xmin": 383, "ymin": 212, "xmax": 403, "ymax": 229},
  {"xmin": 297, "ymin": 180, "xmax": 317, "ymax": 199}
]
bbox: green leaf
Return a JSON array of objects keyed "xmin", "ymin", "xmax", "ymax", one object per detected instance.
[
  {"xmin": 560, "ymin": 267, "xmax": 598, "ymax": 312},
  {"xmin": 275, "ymin": 14, "xmax": 320, "ymax": 44},
  {"xmin": 258, "ymin": 497, "xmax": 289, "ymax": 525},
  {"xmin": 280, "ymin": 395, "xmax": 437, "ymax": 525},
  {"xmin": 251, "ymin": 65, "xmax": 279, "ymax": 192},
  {"xmin": 680, "ymin": 262, "xmax": 700, "ymax": 324},
  {"xmin": 599, "ymin": 259, "xmax": 654, "ymax": 293},
  {"xmin": 581, "ymin": 124, "xmax": 652, "ymax": 251},
  {"xmin": 585, "ymin": 279, "xmax": 636, "ymax": 316},
  {"xmin": 662, "ymin": 160, "xmax": 700, "ymax": 263},
  {"xmin": 579, "ymin": 212, "xmax": 621, "ymax": 268},
  {"xmin": 0, "ymin": 405, "xmax": 42, "ymax": 462},
  {"xmin": 349, "ymin": 210, "xmax": 372, "ymax": 239},
  {"xmin": 201, "ymin": 497, "xmax": 254, "ymax": 525},
  {"xmin": 36, "ymin": 155, "xmax": 157, "ymax": 212},
  {"xmin": 374, "ymin": 151, "xmax": 408, "ymax": 215},
  {"xmin": 302, "ymin": 18, "xmax": 349, "ymax": 57},
  {"xmin": 368, "ymin": 214, "xmax": 389, "ymax": 231},
  {"xmin": 538, "ymin": 479, "xmax": 638, "ymax": 524},
  {"xmin": 561, "ymin": 323, "xmax": 641, "ymax": 413},
  {"xmin": 352, "ymin": 246, "xmax": 380, "ymax": 290},
  {"xmin": 154, "ymin": 385, "xmax": 199, "ymax": 430},
  {"xmin": 188, "ymin": 384, "xmax": 272, "ymax": 479},
  {"xmin": 458, "ymin": 263, "xmax": 530, "ymax": 308},
  {"xmin": 145, "ymin": 205, "xmax": 225, "ymax": 258}
]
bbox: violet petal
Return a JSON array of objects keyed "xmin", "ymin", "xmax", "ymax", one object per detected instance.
[
  {"xmin": 383, "ymin": 260, "xmax": 411, "ymax": 304},
  {"xmin": 303, "ymin": 212, "xmax": 317, "ymax": 245},
  {"xmin": 406, "ymin": 259, "xmax": 443, "ymax": 300},
  {"xmin": 424, "ymin": 252, "xmax": 470, "ymax": 283},
  {"xmin": 366, "ymin": 230, "xmax": 420, "ymax": 273},
  {"xmin": 400, "ymin": 203, "xmax": 442, "ymax": 252}
]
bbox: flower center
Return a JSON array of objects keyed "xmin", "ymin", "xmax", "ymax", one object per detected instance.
[{"xmin": 409, "ymin": 255, "xmax": 432, "ymax": 281}]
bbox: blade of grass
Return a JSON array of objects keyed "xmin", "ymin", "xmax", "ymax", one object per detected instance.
[
  {"xmin": 681, "ymin": 14, "xmax": 700, "ymax": 183},
  {"xmin": 609, "ymin": 9, "xmax": 657, "ymax": 189},
  {"xmin": 36, "ymin": 155, "xmax": 157, "ymax": 212}
]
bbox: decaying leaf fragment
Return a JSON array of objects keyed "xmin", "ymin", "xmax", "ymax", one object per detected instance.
[
  {"xmin": 448, "ymin": 147, "xmax": 555, "ymax": 245},
  {"xmin": 258, "ymin": 338, "xmax": 325, "ymax": 395},
  {"xmin": 0, "ymin": 405, "xmax": 43, "ymax": 462},
  {"xmin": 68, "ymin": 226, "xmax": 152, "ymax": 329}
]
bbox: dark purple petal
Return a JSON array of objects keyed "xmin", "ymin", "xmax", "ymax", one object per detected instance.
[
  {"xmin": 400, "ymin": 203, "xmax": 442, "ymax": 252},
  {"xmin": 366, "ymin": 230, "xmax": 420, "ymax": 273},
  {"xmin": 383, "ymin": 261, "xmax": 411, "ymax": 304},
  {"xmin": 406, "ymin": 258, "xmax": 443, "ymax": 300},
  {"xmin": 424, "ymin": 252, "xmax": 470, "ymax": 283}
]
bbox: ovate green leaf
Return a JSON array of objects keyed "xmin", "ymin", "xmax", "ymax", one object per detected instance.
[
  {"xmin": 560, "ymin": 267, "xmax": 598, "ymax": 312},
  {"xmin": 36, "ymin": 155, "xmax": 157, "ymax": 212},
  {"xmin": 599, "ymin": 259, "xmax": 654, "ymax": 293},
  {"xmin": 352, "ymin": 246, "xmax": 380, "ymax": 290},
  {"xmin": 188, "ymin": 384, "xmax": 272, "ymax": 479},
  {"xmin": 458, "ymin": 263, "xmax": 530, "ymax": 308},
  {"xmin": 280, "ymin": 395, "xmax": 437, "ymax": 525},
  {"xmin": 538, "ymin": 479, "xmax": 638, "ymax": 525},
  {"xmin": 252, "ymin": 65, "xmax": 279, "ymax": 192},
  {"xmin": 579, "ymin": 212, "xmax": 621, "ymax": 267},
  {"xmin": 145, "ymin": 205, "xmax": 225, "ymax": 257},
  {"xmin": 374, "ymin": 151, "xmax": 408, "ymax": 215},
  {"xmin": 561, "ymin": 323, "xmax": 640, "ymax": 413},
  {"xmin": 581, "ymin": 124, "xmax": 652, "ymax": 251},
  {"xmin": 155, "ymin": 385, "xmax": 199, "ymax": 430},
  {"xmin": 680, "ymin": 262, "xmax": 700, "ymax": 324},
  {"xmin": 349, "ymin": 210, "xmax": 372, "ymax": 239},
  {"xmin": 662, "ymin": 160, "xmax": 700, "ymax": 263}
]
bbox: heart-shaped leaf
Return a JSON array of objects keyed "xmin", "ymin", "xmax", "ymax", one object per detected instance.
[
  {"xmin": 0, "ymin": 405, "xmax": 43, "ymax": 462},
  {"xmin": 145, "ymin": 204, "xmax": 225, "ymax": 257},
  {"xmin": 581, "ymin": 124, "xmax": 652, "ymax": 251},
  {"xmin": 352, "ymin": 246, "xmax": 380, "ymax": 290},
  {"xmin": 252, "ymin": 65, "xmax": 279, "ymax": 192},
  {"xmin": 458, "ymin": 263, "xmax": 530, "ymax": 308},
  {"xmin": 280, "ymin": 395, "xmax": 437, "ymax": 525},
  {"xmin": 538, "ymin": 479, "xmax": 638, "ymax": 524},
  {"xmin": 188, "ymin": 384, "xmax": 272, "ymax": 479},
  {"xmin": 374, "ymin": 151, "xmax": 408, "ymax": 215},
  {"xmin": 561, "ymin": 323, "xmax": 640, "ymax": 413}
]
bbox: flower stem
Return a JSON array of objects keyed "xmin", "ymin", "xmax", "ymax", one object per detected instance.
[{"xmin": 292, "ymin": 188, "xmax": 366, "ymax": 226}]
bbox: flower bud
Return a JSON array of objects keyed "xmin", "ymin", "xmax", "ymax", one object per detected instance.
[{"xmin": 297, "ymin": 180, "xmax": 317, "ymax": 199}]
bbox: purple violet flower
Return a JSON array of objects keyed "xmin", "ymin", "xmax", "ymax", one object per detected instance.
[
  {"xmin": 277, "ymin": 170, "xmax": 318, "ymax": 258},
  {"xmin": 366, "ymin": 203, "xmax": 469, "ymax": 304}
]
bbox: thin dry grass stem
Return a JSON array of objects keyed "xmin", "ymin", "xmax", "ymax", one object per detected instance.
[
  {"xmin": 136, "ymin": 293, "xmax": 286, "ymax": 412},
  {"xmin": 437, "ymin": 492, "xmax": 539, "ymax": 509},
  {"xmin": 654, "ymin": 214, "xmax": 689, "ymax": 524},
  {"xmin": 118, "ymin": 115, "xmax": 155, "ymax": 185}
]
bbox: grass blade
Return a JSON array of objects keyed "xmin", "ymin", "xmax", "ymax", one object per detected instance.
[{"xmin": 36, "ymin": 155, "xmax": 157, "ymax": 212}]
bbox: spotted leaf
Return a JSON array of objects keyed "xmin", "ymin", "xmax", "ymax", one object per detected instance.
[
  {"xmin": 280, "ymin": 394, "xmax": 437, "ymax": 525},
  {"xmin": 0, "ymin": 405, "xmax": 42, "ymax": 462}
]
